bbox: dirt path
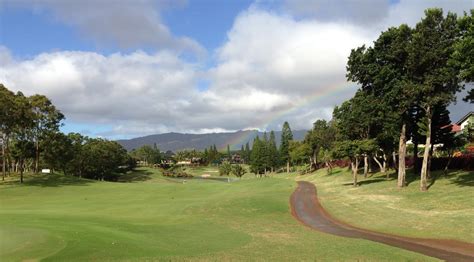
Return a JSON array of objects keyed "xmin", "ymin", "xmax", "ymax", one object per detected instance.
[{"xmin": 290, "ymin": 181, "xmax": 474, "ymax": 261}]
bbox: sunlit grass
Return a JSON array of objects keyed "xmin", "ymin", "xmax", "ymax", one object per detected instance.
[
  {"xmin": 299, "ymin": 167, "xmax": 474, "ymax": 242},
  {"xmin": 0, "ymin": 167, "xmax": 435, "ymax": 261}
]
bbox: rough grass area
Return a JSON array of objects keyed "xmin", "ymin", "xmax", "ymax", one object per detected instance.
[
  {"xmin": 0, "ymin": 167, "xmax": 435, "ymax": 261},
  {"xmin": 299, "ymin": 168, "xmax": 474, "ymax": 243}
]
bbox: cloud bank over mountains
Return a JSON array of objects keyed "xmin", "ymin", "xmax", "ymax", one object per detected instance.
[{"xmin": 0, "ymin": 0, "xmax": 472, "ymax": 138}]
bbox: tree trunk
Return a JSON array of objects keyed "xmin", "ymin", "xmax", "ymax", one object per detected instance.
[
  {"xmin": 427, "ymin": 143, "xmax": 434, "ymax": 179},
  {"xmin": 383, "ymin": 153, "xmax": 388, "ymax": 178},
  {"xmin": 392, "ymin": 152, "xmax": 398, "ymax": 172},
  {"xmin": 444, "ymin": 153, "xmax": 452, "ymax": 176},
  {"xmin": 35, "ymin": 140, "xmax": 39, "ymax": 174},
  {"xmin": 1, "ymin": 134, "xmax": 5, "ymax": 181},
  {"xmin": 373, "ymin": 155, "xmax": 385, "ymax": 174},
  {"xmin": 397, "ymin": 123, "xmax": 407, "ymax": 188},
  {"xmin": 286, "ymin": 161, "xmax": 290, "ymax": 173},
  {"xmin": 351, "ymin": 158, "xmax": 359, "ymax": 186},
  {"xmin": 20, "ymin": 159, "xmax": 24, "ymax": 183},
  {"xmin": 420, "ymin": 107, "xmax": 432, "ymax": 192},
  {"xmin": 363, "ymin": 155, "xmax": 368, "ymax": 178},
  {"xmin": 326, "ymin": 161, "xmax": 332, "ymax": 175}
]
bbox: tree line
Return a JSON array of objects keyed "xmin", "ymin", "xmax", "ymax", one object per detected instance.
[
  {"xmin": 286, "ymin": 8, "xmax": 473, "ymax": 191},
  {"xmin": 0, "ymin": 84, "xmax": 134, "ymax": 183}
]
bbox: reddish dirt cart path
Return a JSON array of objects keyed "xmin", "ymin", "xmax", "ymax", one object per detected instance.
[{"xmin": 290, "ymin": 181, "xmax": 474, "ymax": 262}]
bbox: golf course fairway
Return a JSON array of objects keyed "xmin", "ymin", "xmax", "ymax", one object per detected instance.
[{"xmin": 0, "ymin": 168, "xmax": 440, "ymax": 261}]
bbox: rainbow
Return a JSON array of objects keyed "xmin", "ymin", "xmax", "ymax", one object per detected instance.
[{"xmin": 224, "ymin": 80, "xmax": 355, "ymax": 149}]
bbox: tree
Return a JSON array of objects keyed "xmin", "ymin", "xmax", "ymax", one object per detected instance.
[
  {"xmin": 0, "ymin": 84, "xmax": 16, "ymax": 180},
  {"xmin": 409, "ymin": 9, "xmax": 462, "ymax": 191},
  {"xmin": 231, "ymin": 164, "xmax": 246, "ymax": 179},
  {"xmin": 227, "ymin": 144, "xmax": 231, "ymax": 159},
  {"xmin": 304, "ymin": 119, "xmax": 335, "ymax": 171},
  {"xmin": 318, "ymin": 148, "xmax": 333, "ymax": 175},
  {"xmin": 65, "ymin": 133, "xmax": 87, "ymax": 177},
  {"xmin": 347, "ymin": 24, "xmax": 414, "ymax": 187},
  {"xmin": 289, "ymin": 140, "xmax": 311, "ymax": 167},
  {"xmin": 28, "ymin": 94, "xmax": 64, "ymax": 173},
  {"xmin": 280, "ymin": 121, "xmax": 293, "ymax": 173},
  {"xmin": 250, "ymin": 136, "xmax": 265, "ymax": 176},
  {"xmin": 133, "ymin": 145, "xmax": 161, "ymax": 165},
  {"xmin": 81, "ymin": 139, "xmax": 129, "ymax": 181},
  {"xmin": 332, "ymin": 140, "xmax": 360, "ymax": 186},
  {"xmin": 451, "ymin": 9, "xmax": 473, "ymax": 103},
  {"xmin": 244, "ymin": 142, "xmax": 251, "ymax": 163},
  {"xmin": 268, "ymin": 131, "xmax": 279, "ymax": 172},
  {"xmin": 219, "ymin": 161, "xmax": 232, "ymax": 176},
  {"xmin": 42, "ymin": 132, "xmax": 74, "ymax": 175},
  {"xmin": 10, "ymin": 92, "xmax": 35, "ymax": 183}
]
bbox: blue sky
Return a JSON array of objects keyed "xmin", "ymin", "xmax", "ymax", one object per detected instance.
[{"xmin": 0, "ymin": 0, "xmax": 472, "ymax": 139}]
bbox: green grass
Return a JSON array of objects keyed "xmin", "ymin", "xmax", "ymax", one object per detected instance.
[
  {"xmin": 0, "ymin": 167, "xmax": 440, "ymax": 261},
  {"xmin": 299, "ymin": 168, "xmax": 474, "ymax": 243}
]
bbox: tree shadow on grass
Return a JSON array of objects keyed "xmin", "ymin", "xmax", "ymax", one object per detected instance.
[
  {"xmin": 328, "ymin": 169, "xmax": 342, "ymax": 175},
  {"xmin": 342, "ymin": 173, "xmax": 395, "ymax": 187},
  {"xmin": 1, "ymin": 174, "xmax": 95, "ymax": 187},
  {"xmin": 117, "ymin": 169, "xmax": 154, "ymax": 183},
  {"xmin": 448, "ymin": 171, "xmax": 474, "ymax": 187}
]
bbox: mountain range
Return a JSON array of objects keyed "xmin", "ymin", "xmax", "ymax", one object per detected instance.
[{"xmin": 116, "ymin": 130, "xmax": 307, "ymax": 152}]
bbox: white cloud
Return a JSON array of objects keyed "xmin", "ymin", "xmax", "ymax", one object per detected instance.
[
  {"xmin": 1, "ymin": 1, "xmax": 472, "ymax": 138},
  {"xmin": 205, "ymin": 9, "xmax": 372, "ymax": 129},
  {"xmin": 2, "ymin": 0, "xmax": 204, "ymax": 55}
]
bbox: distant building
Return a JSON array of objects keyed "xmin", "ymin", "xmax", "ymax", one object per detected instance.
[{"xmin": 456, "ymin": 111, "xmax": 473, "ymax": 132}]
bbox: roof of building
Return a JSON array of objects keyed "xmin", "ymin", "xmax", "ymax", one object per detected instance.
[
  {"xmin": 451, "ymin": 124, "xmax": 462, "ymax": 133},
  {"xmin": 456, "ymin": 111, "xmax": 474, "ymax": 125}
]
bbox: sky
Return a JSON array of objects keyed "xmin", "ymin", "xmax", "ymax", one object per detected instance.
[{"xmin": 0, "ymin": 0, "xmax": 472, "ymax": 139}]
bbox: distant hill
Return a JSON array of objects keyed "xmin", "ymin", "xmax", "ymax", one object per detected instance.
[{"xmin": 116, "ymin": 130, "xmax": 307, "ymax": 152}]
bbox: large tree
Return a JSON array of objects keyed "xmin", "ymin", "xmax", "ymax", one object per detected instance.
[
  {"xmin": 10, "ymin": 92, "xmax": 35, "ymax": 183},
  {"xmin": 304, "ymin": 119, "xmax": 335, "ymax": 171},
  {"xmin": 280, "ymin": 121, "xmax": 293, "ymax": 173},
  {"xmin": 250, "ymin": 136, "xmax": 265, "ymax": 176},
  {"xmin": 29, "ymin": 94, "xmax": 64, "ymax": 173},
  {"xmin": 268, "ymin": 131, "xmax": 279, "ymax": 172},
  {"xmin": 408, "ymin": 9, "xmax": 462, "ymax": 191},
  {"xmin": 347, "ymin": 24, "xmax": 414, "ymax": 187},
  {"xmin": 0, "ymin": 84, "xmax": 16, "ymax": 180},
  {"xmin": 451, "ymin": 9, "xmax": 473, "ymax": 103}
]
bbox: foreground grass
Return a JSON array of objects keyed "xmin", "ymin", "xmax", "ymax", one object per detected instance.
[
  {"xmin": 299, "ymin": 168, "xmax": 474, "ymax": 243},
  {"xmin": 0, "ymin": 167, "xmax": 435, "ymax": 261}
]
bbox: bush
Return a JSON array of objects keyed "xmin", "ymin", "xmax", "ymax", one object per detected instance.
[{"xmin": 219, "ymin": 161, "xmax": 232, "ymax": 176}]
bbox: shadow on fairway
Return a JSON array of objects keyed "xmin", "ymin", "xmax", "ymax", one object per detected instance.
[
  {"xmin": 2, "ymin": 174, "xmax": 96, "ymax": 187},
  {"xmin": 117, "ymin": 169, "xmax": 154, "ymax": 183},
  {"xmin": 342, "ymin": 178, "xmax": 388, "ymax": 186},
  {"xmin": 449, "ymin": 171, "xmax": 474, "ymax": 187}
]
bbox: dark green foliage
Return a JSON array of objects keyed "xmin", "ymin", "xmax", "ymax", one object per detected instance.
[
  {"xmin": 250, "ymin": 136, "xmax": 265, "ymax": 175},
  {"xmin": 42, "ymin": 132, "xmax": 75, "ymax": 175},
  {"xmin": 305, "ymin": 119, "xmax": 335, "ymax": 168},
  {"xmin": 289, "ymin": 140, "xmax": 311, "ymax": 165},
  {"xmin": 130, "ymin": 145, "xmax": 161, "ymax": 165},
  {"xmin": 268, "ymin": 131, "xmax": 279, "ymax": 170},
  {"xmin": 219, "ymin": 161, "xmax": 232, "ymax": 176},
  {"xmin": 0, "ymin": 84, "xmax": 132, "ymax": 182},
  {"xmin": 244, "ymin": 142, "xmax": 251, "ymax": 163},
  {"xmin": 231, "ymin": 164, "xmax": 246, "ymax": 178},
  {"xmin": 280, "ymin": 121, "xmax": 293, "ymax": 167},
  {"xmin": 451, "ymin": 9, "xmax": 474, "ymax": 85}
]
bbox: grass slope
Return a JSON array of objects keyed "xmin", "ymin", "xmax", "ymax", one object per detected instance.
[
  {"xmin": 299, "ymin": 168, "xmax": 474, "ymax": 243},
  {"xmin": 0, "ymin": 168, "xmax": 437, "ymax": 261}
]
